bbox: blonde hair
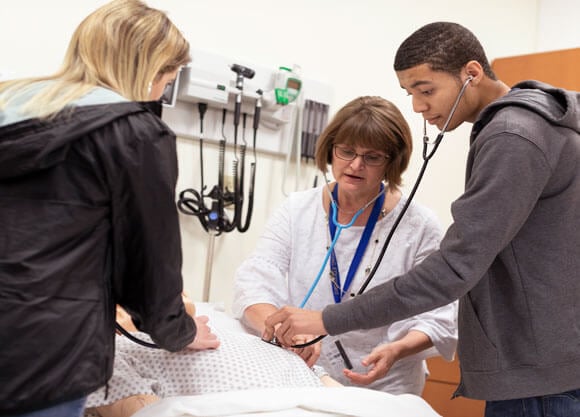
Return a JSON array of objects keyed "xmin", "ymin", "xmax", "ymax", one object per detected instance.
[
  {"xmin": 0, "ymin": 0, "xmax": 190, "ymax": 119},
  {"xmin": 314, "ymin": 96, "xmax": 413, "ymax": 190}
]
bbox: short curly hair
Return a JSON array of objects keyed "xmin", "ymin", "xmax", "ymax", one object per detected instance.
[{"xmin": 394, "ymin": 22, "xmax": 496, "ymax": 80}]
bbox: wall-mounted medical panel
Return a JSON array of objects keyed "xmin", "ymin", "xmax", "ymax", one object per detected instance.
[{"xmin": 161, "ymin": 48, "xmax": 334, "ymax": 156}]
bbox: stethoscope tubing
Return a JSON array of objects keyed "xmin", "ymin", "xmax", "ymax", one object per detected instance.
[
  {"xmin": 115, "ymin": 322, "xmax": 160, "ymax": 349},
  {"xmin": 299, "ymin": 200, "xmax": 363, "ymax": 308}
]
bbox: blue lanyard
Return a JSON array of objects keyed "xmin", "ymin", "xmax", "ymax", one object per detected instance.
[
  {"xmin": 329, "ymin": 184, "xmax": 384, "ymax": 303},
  {"xmin": 299, "ymin": 197, "xmax": 363, "ymax": 308}
]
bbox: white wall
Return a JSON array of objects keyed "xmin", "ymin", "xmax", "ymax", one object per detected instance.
[
  {"xmin": 537, "ymin": 0, "xmax": 580, "ymax": 51},
  {"xmin": 2, "ymin": 0, "xmax": 576, "ymax": 312}
]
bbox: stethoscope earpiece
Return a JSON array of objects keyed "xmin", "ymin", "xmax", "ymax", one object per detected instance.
[{"xmin": 422, "ymin": 75, "xmax": 473, "ymax": 158}]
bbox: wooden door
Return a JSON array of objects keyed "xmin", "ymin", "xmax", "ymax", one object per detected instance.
[
  {"xmin": 491, "ymin": 48, "xmax": 580, "ymax": 90},
  {"xmin": 422, "ymin": 356, "xmax": 485, "ymax": 417}
]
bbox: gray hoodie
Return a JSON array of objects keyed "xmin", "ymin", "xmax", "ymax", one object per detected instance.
[{"xmin": 322, "ymin": 80, "xmax": 580, "ymax": 401}]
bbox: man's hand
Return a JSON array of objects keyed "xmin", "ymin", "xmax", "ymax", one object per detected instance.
[
  {"xmin": 344, "ymin": 331, "xmax": 433, "ymax": 385},
  {"xmin": 343, "ymin": 342, "xmax": 400, "ymax": 385},
  {"xmin": 262, "ymin": 306, "xmax": 326, "ymax": 347},
  {"xmin": 186, "ymin": 315, "xmax": 220, "ymax": 350}
]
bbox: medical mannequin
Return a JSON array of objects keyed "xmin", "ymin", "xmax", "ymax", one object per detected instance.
[{"xmin": 87, "ymin": 294, "xmax": 341, "ymax": 417}]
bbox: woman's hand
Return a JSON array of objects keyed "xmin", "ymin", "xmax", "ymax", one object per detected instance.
[
  {"xmin": 182, "ymin": 292, "xmax": 196, "ymax": 318},
  {"xmin": 289, "ymin": 335, "xmax": 321, "ymax": 368},
  {"xmin": 186, "ymin": 315, "xmax": 220, "ymax": 350},
  {"xmin": 115, "ymin": 305, "xmax": 137, "ymax": 333}
]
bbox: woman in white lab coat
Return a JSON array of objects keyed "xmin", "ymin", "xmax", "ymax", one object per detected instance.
[{"xmin": 233, "ymin": 96, "xmax": 457, "ymax": 395}]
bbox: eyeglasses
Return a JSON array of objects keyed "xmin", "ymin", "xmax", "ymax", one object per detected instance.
[{"xmin": 333, "ymin": 145, "xmax": 388, "ymax": 166}]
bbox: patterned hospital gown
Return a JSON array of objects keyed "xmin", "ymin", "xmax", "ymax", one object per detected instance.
[{"xmin": 86, "ymin": 328, "xmax": 324, "ymax": 408}]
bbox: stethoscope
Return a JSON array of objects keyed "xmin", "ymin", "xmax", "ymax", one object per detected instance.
[
  {"xmin": 298, "ymin": 178, "xmax": 386, "ymax": 309},
  {"xmin": 422, "ymin": 75, "xmax": 473, "ymax": 161},
  {"xmin": 267, "ymin": 75, "xmax": 474, "ymax": 349}
]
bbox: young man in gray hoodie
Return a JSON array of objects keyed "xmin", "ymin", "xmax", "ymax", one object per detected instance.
[{"xmin": 264, "ymin": 22, "xmax": 580, "ymax": 417}]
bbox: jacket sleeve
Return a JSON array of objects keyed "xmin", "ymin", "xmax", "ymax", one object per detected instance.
[
  {"xmin": 108, "ymin": 109, "xmax": 196, "ymax": 352},
  {"xmin": 323, "ymin": 130, "xmax": 550, "ymax": 335}
]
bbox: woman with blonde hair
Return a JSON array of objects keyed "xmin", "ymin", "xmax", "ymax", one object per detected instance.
[{"xmin": 0, "ymin": 1, "xmax": 218, "ymax": 416}]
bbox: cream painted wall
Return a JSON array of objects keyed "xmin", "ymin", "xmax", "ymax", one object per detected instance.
[
  {"xmin": 2, "ymin": 0, "xmax": 574, "ymax": 312},
  {"xmin": 537, "ymin": 0, "xmax": 580, "ymax": 51}
]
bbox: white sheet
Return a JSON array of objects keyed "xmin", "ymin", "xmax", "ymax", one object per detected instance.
[
  {"xmin": 132, "ymin": 386, "xmax": 442, "ymax": 417},
  {"xmin": 195, "ymin": 302, "xmax": 247, "ymax": 333}
]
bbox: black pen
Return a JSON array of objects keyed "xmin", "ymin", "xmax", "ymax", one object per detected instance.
[{"xmin": 334, "ymin": 340, "xmax": 353, "ymax": 370}]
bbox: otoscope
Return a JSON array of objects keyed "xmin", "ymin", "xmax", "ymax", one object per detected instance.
[
  {"xmin": 237, "ymin": 89, "xmax": 262, "ymax": 232},
  {"xmin": 229, "ymin": 64, "xmax": 255, "ymax": 230}
]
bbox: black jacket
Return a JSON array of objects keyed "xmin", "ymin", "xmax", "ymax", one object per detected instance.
[{"xmin": 0, "ymin": 101, "xmax": 196, "ymax": 414}]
